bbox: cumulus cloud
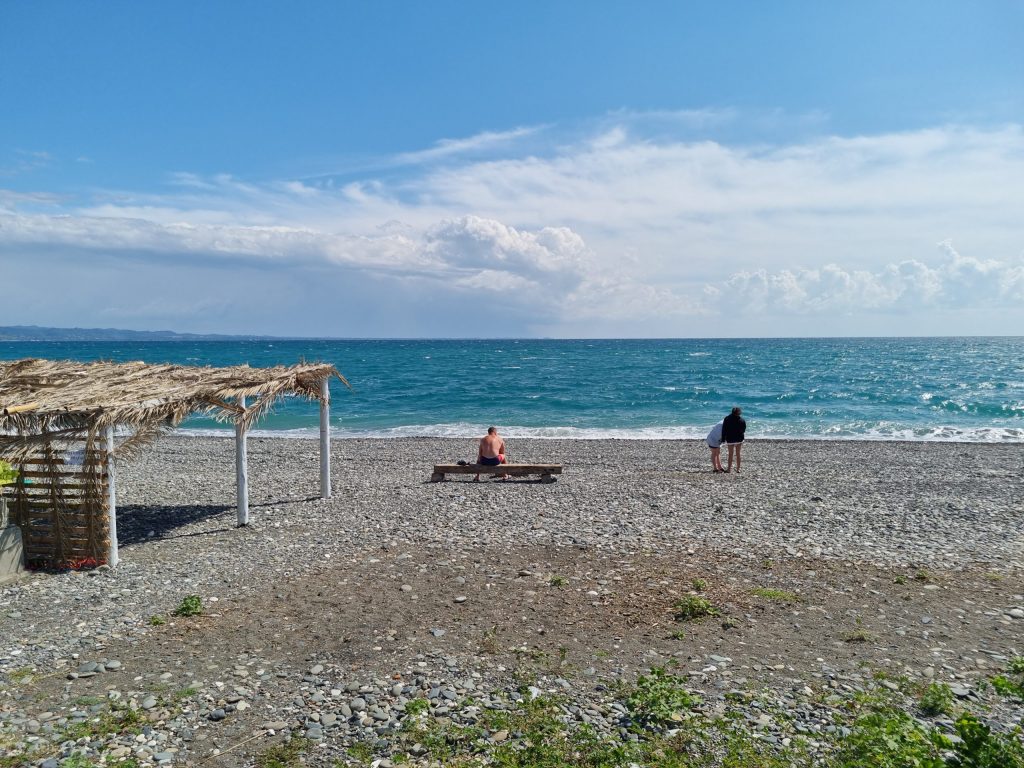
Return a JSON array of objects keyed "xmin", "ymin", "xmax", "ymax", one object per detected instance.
[
  {"xmin": 2, "ymin": 117, "xmax": 1023, "ymax": 334},
  {"xmin": 708, "ymin": 243, "xmax": 1024, "ymax": 315}
]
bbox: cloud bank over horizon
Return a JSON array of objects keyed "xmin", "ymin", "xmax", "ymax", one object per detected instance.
[{"xmin": 2, "ymin": 115, "xmax": 1023, "ymax": 337}]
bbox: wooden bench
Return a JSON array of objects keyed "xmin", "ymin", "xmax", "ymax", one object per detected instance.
[{"xmin": 431, "ymin": 463, "xmax": 562, "ymax": 483}]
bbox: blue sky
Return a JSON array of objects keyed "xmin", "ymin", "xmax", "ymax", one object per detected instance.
[{"xmin": 2, "ymin": 1, "xmax": 1022, "ymax": 337}]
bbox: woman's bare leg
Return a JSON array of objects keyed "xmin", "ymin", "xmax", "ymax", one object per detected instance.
[
  {"xmin": 735, "ymin": 443, "xmax": 742, "ymax": 473},
  {"xmin": 726, "ymin": 445, "xmax": 735, "ymax": 472}
]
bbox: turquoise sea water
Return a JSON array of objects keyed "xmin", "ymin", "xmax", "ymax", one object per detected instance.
[{"xmin": 1, "ymin": 338, "xmax": 1022, "ymax": 442}]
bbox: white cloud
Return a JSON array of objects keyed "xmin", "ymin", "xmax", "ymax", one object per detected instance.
[
  {"xmin": 708, "ymin": 243, "xmax": 1024, "ymax": 315},
  {"xmin": 392, "ymin": 126, "xmax": 540, "ymax": 165},
  {"xmin": 2, "ymin": 117, "xmax": 1023, "ymax": 335}
]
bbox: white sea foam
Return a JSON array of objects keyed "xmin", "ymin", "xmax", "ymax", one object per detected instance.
[{"xmin": 175, "ymin": 423, "xmax": 1024, "ymax": 442}]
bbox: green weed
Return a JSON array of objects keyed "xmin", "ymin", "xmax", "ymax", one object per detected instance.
[
  {"xmin": 255, "ymin": 736, "xmax": 308, "ymax": 768},
  {"xmin": 172, "ymin": 595, "xmax": 203, "ymax": 617},
  {"xmin": 918, "ymin": 682, "xmax": 954, "ymax": 717},
  {"xmin": 672, "ymin": 595, "xmax": 718, "ymax": 621},
  {"xmin": 625, "ymin": 667, "xmax": 698, "ymax": 727}
]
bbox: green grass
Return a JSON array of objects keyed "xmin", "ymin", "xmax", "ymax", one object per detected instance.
[
  {"xmin": 751, "ymin": 587, "xmax": 799, "ymax": 602},
  {"xmin": 172, "ymin": 595, "xmax": 203, "ymax": 617},
  {"xmin": 672, "ymin": 596, "xmax": 719, "ymax": 621},
  {"xmin": 990, "ymin": 656, "xmax": 1024, "ymax": 702},
  {"xmin": 254, "ymin": 737, "xmax": 309, "ymax": 768},
  {"xmin": 625, "ymin": 667, "xmax": 699, "ymax": 727},
  {"xmin": 404, "ymin": 697, "xmax": 430, "ymax": 716},
  {"xmin": 843, "ymin": 629, "xmax": 875, "ymax": 643},
  {"xmin": 147, "ymin": 614, "xmax": 166, "ymax": 626},
  {"xmin": 918, "ymin": 682, "xmax": 954, "ymax": 717},
  {"xmin": 549, "ymin": 575, "xmax": 567, "ymax": 587},
  {"xmin": 690, "ymin": 578, "xmax": 707, "ymax": 591}
]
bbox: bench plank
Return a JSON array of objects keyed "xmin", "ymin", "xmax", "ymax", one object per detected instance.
[{"xmin": 431, "ymin": 463, "xmax": 562, "ymax": 482}]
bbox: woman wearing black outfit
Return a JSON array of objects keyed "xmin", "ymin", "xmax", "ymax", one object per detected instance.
[{"xmin": 722, "ymin": 406, "xmax": 746, "ymax": 473}]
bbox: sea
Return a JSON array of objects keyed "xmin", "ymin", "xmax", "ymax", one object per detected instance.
[{"xmin": 1, "ymin": 338, "xmax": 1021, "ymax": 442}]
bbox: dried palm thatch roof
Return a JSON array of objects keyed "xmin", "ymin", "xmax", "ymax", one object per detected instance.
[{"xmin": 0, "ymin": 358, "xmax": 348, "ymax": 459}]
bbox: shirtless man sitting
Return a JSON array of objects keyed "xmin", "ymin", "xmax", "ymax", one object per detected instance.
[{"xmin": 475, "ymin": 426, "xmax": 507, "ymax": 481}]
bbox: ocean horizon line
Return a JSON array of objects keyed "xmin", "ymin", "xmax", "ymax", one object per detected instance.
[{"xmin": 4, "ymin": 332, "xmax": 1024, "ymax": 343}]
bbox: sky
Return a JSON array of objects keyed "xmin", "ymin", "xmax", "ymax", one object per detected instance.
[{"xmin": 1, "ymin": 1, "xmax": 1023, "ymax": 338}]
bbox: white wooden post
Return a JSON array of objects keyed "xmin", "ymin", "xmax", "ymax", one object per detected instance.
[
  {"xmin": 104, "ymin": 426, "xmax": 119, "ymax": 568},
  {"xmin": 236, "ymin": 396, "xmax": 249, "ymax": 526},
  {"xmin": 319, "ymin": 378, "xmax": 332, "ymax": 498}
]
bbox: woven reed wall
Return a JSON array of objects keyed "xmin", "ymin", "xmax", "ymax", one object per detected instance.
[{"xmin": 10, "ymin": 444, "xmax": 109, "ymax": 569}]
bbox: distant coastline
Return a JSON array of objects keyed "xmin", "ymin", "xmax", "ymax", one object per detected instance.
[{"xmin": 0, "ymin": 325, "xmax": 266, "ymax": 342}]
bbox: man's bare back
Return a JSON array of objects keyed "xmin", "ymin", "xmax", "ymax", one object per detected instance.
[
  {"xmin": 478, "ymin": 431, "xmax": 506, "ymax": 460},
  {"xmin": 475, "ymin": 427, "xmax": 508, "ymax": 480}
]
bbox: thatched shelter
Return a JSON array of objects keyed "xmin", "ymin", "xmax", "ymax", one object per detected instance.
[{"xmin": 0, "ymin": 358, "xmax": 347, "ymax": 569}]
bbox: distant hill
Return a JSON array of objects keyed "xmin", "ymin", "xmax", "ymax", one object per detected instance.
[{"xmin": 0, "ymin": 325, "xmax": 264, "ymax": 342}]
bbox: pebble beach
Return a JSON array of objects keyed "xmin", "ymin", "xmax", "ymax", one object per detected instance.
[{"xmin": 2, "ymin": 435, "xmax": 1023, "ymax": 766}]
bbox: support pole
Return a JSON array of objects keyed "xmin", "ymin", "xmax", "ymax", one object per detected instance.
[
  {"xmin": 320, "ymin": 377, "xmax": 332, "ymax": 499},
  {"xmin": 236, "ymin": 396, "xmax": 249, "ymax": 526},
  {"xmin": 104, "ymin": 426, "xmax": 119, "ymax": 568}
]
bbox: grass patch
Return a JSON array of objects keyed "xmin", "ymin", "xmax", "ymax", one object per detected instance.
[
  {"xmin": 61, "ymin": 704, "xmax": 145, "ymax": 742},
  {"xmin": 5, "ymin": 666, "xmax": 36, "ymax": 685},
  {"xmin": 254, "ymin": 736, "xmax": 308, "ymax": 768},
  {"xmin": 549, "ymin": 575, "xmax": 567, "ymax": 587},
  {"xmin": 403, "ymin": 697, "xmax": 430, "ymax": 716},
  {"xmin": 918, "ymin": 682, "xmax": 954, "ymax": 717},
  {"xmin": 172, "ymin": 595, "xmax": 203, "ymax": 617},
  {"xmin": 625, "ymin": 667, "xmax": 698, "ymax": 726},
  {"xmin": 990, "ymin": 656, "xmax": 1024, "ymax": 702},
  {"xmin": 148, "ymin": 614, "xmax": 166, "ymax": 626},
  {"xmin": 672, "ymin": 595, "xmax": 719, "ymax": 621},
  {"xmin": 326, "ymin": 669, "xmax": 1024, "ymax": 768},
  {"xmin": 480, "ymin": 625, "xmax": 500, "ymax": 654},
  {"xmin": 843, "ymin": 629, "xmax": 875, "ymax": 643},
  {"xmin": 690, "ymin": 578, "xmax": 707, "ymax": 591},
  {"xmin": 752, "ymin": 587, "xmax": 799, "ymax": 602}
]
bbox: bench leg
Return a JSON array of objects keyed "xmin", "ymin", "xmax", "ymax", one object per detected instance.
[
  {"xmin": 540, "ymin": 473, "xmax": 556, "ymax": 483},
  {"xmin": 430, "ymin": 472, "xmax": 445, "ymax": 483}
]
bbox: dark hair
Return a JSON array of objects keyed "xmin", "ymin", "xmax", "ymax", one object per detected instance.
[
  {"xmin": 731, "ymin": 407, "xmax": 742, "ymax": 416},
  {"xmin": 487, "ymin": 426, "xmax": 497, "ymax": 434}
]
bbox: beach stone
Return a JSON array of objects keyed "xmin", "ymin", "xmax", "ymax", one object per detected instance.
[
  {"xmin": 1007, "ymin": 608, "xmax": 1024, "ymax": 619},
  {"xmin": 142, "ymin": 696, "xmax": 158, "ymax": 710},
  {"xmin": 209, "ymin": 708, "xmax": 226, "ymax": 721}
]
